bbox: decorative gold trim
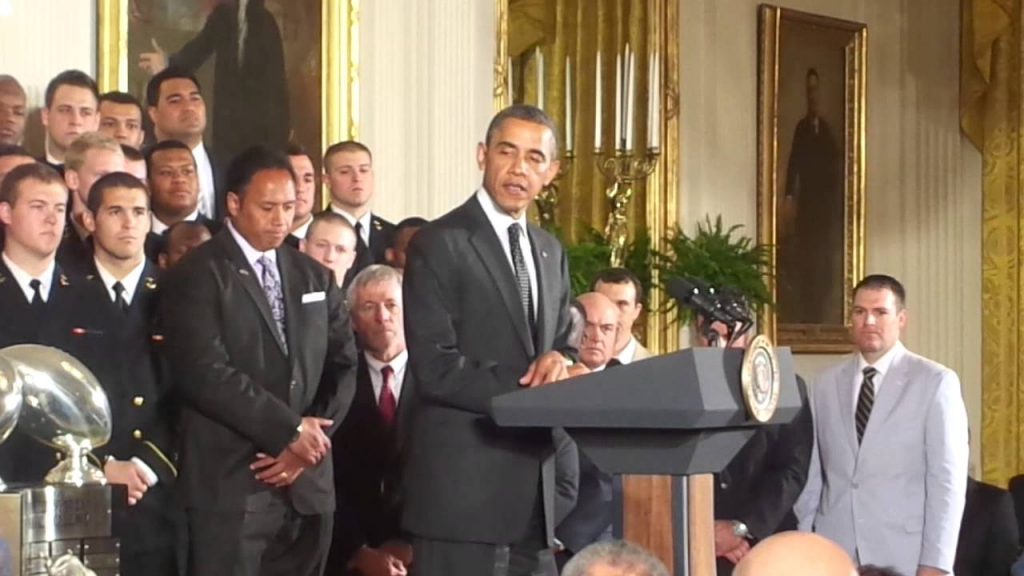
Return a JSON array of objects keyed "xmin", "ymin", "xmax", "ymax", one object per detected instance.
[
  {"xmin": 142, "ymin": 440, "xmax": 179, "ymax": 478},
  {"xmin": 324, "ymin": 0, "xmax": 360, "ymax": 147},
  {"xmin": 494, "ymin": 0, "xmax": 511, "ymax": 110},
  {"xmin": 756, "ymin": 5, "xmax": 866, "ymax": 354},
  {"xmin": 96, "ymin": 0, "xmax": 128, "ymax": 93}
]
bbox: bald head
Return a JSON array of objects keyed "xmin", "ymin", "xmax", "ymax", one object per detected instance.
[
  {"xmin": 577, "ymin": 292, "xmax": 620, "ymax": 370},
  {"xmin": 735, "ymin": 532, "xmax": 856, "ymax": 576}
]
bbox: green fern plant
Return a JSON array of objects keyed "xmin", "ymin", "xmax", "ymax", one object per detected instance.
[
  {"xmin": 556, "ymin": 226, "xmax": 653, "ymax": 299},
  {"xmin": 653, "ymin": 215, "xmax": 773, "ymax": 325}
]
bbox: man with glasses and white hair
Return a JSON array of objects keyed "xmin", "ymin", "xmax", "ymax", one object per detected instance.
[{"xmin": 561, "ymin": 540, "xmax": 669, "ymax": 576}]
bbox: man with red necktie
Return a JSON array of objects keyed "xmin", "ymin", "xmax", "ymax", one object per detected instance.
[{"xmin": 326, "ymin": 264, "xmax": 414, "ymax": 576}]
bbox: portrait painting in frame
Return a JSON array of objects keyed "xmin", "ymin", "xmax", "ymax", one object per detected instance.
[
  {"xmin": 757, "ymin": 5, "xmax": 866, "ymax": 353},
  {"xmin": 96, "ymin": 0, "xmax": 357, "ymax": 186}
]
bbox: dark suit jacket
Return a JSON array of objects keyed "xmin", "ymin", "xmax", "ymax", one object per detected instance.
[
  {"xmin": 160, "ymin": 230, "xmax": 358, "ymax": 515},
  {"xmin": 77, "ymin": 261, "xmax": 181, "ymax": 554},
  {"xmin": 955, "ymin": 477, "xmax": 1020, "ymax": 576},
  {"xmin": 343, "ymin": 213, "xmax": 396, "ymax": 286},
  {"xmin": 0, "ymin": 262, "xmax": 106, "ymax": 483},
  {"xmin": 401, "ymin": 194, "xmax": 575, "ymax": 545},
  {"xmin": 56, "ymin": 227, "xmax": 94, "ymax": 278},
  {"xmin": 143, "ymin": 214, "xmax": 223, "ymax": 262},
  {"xmin": 326, "ymin": 355, "xmax": 415, "ymax": 570},
  {"xmin": 715, "ymin": 376, "xmax": 813, "ymax": 539},
  {"xmin": 556, "ymin": 450, "xmax": 614, "ymax": 554},
  {"xmin": 170, "ymin": 0, "xmax": 289, "ymax": 176}
]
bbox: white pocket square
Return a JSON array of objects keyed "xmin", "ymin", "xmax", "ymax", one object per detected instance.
[{"xmin": 301, "ymin": 291, "xmax": 326, "ymax": 304}]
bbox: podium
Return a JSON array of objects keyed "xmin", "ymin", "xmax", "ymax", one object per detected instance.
[{"xmin": 490, "ymin": 346, "xmax": 802, "ymax": 576}]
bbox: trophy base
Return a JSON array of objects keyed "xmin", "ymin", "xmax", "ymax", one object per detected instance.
[{"xmin": 45, "ymin": 457, "xmax": 107, "ymax": 486}]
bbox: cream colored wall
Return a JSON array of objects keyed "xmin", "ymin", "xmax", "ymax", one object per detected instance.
[
  {"xmin": 357, "ymin": 0, "xmax": 497, "ymax": 223},
  {"xmin": 0, "ymin": 0, "xmax": 96, "ymax": 150},
  {"xmin": 679, "ymin": 0, "xmax": 983, "ymax": 467}
]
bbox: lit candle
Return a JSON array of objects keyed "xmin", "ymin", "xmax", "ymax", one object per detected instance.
[
  {"xmin": 536, "ymin": 46, "xmax": 545, "ymax": 110},
  {"xmin": 594, "ymin": 50, "xmax": 602, "ymax": 150},
  {"xmin": 565, "ymin": 56, "xmax": 573, "ymax": 151},
  {"xmin": 625, "ymin": 46, "xmax": 635, "ymax": 150},
  {"xmin": 615, "ymin": 51, "xmax": 622, "ymax": 148}
]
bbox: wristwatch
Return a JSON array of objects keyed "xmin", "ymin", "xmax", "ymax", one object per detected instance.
[{"xmin": 731, "ymin": 520, "xmax": 751, "ymax": 540}]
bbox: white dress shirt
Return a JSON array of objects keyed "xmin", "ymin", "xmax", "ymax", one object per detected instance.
[
  {"xmin": 330, "ymin": 205, "xmax": 372, "ymax": 247},
  {"xmin": 94, "ymin": 258, "xmax": 146, "ymax": 306},
  {"xmin": 192, "ymin": 142, "xmax": 216, "ymax": 218},
  {"xmin": 151, "ymin": 207, "xmax": 201, "ymax": 236},
  {"xmin": 227, "ymin": 219, "xmax": 277, "ymax": 286},
  {"xmin": 617, "ymin": 336, "xmax": 639, "ymax": 365},
  {"xmin": 365, "ymin": 349, "xmax": 408, "ymax": 406},
  {"xmin": 2, "ymin": 253, "xmax": 54, "ymax": 303},
  {"xmin": 852, "ymin": 340, "xmax": 904, "ymax": 418},
  {"xmin": 290, "ymin": 215, "xmax": 313, "ymax": 243},
  {"xmin": 475, "ymin": 188, "xmax": 538, "ymax": 319}
]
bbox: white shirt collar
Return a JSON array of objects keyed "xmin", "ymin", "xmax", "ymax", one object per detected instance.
[
  {"xmin": 856, "ymin": 340, "xmax": 904, "ymax": 380},
  {"xmin": 475, "ymin": 188, "xmax": 538, "ymax": 318},
  {"xmin": 330, "ymin": 205, "xmax": 372, "ymax": 245},
  {"xmin": 227, "ymin": 219, "xmax": 277, "ymax": 281},
  {"xmin": 94, "ymin": 258, "xmax": 147, "ymax": 306},
  {"xmin": 617, "ymin": 336, "xmax": 639, "ymax": 365},
  {"xmin": 291, "ymin": 215, "xmax": 313, "ymax": 241},
  {"xmin": 364, "ymin": 349, "xmax": 409, "ymax": 406},
  {"xmin": 152, "ymin": 207, "xmax": 201, "ymax": 236},
  {"xmin": 2, "ymin": 253, "xmax": 55, "ymax": 303},
  {"xmin": 191, "ymin": 141, "xmax": 216, "ymax": 218}
]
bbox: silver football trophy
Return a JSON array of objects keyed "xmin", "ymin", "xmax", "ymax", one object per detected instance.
[{"xmin": 0, "ymin": 345, "xmax": 120, "ymax": 576}]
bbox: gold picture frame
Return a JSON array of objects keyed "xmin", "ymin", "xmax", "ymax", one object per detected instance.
[
  {"xmin": 757, "ymin": 5, "xmax": 866, "ymax": 354},
  {"xmin": 95, "ymin": 0, "xmax": 359, "ymax": 170},
  {"xmin": 494, "ymin": 0, "xmax": 680, "ymax": 356}
]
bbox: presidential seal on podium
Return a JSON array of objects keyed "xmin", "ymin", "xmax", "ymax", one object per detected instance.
[{"xmin": 741, "ymin": 334, "xmax": 781, "ymax": 422}]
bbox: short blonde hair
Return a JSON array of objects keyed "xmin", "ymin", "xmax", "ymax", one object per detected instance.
[{"xmin": 64, "ymin": 132, "xmax": 122, "ymax": 172}]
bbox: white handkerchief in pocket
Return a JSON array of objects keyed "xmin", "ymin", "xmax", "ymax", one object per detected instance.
[{"xmin": 301, "ymin": 291, "xmax": 326, "ymax": 304}]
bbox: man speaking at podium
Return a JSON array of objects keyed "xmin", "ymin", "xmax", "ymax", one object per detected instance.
[{"xmin": 402, "ymin": 105, "xmax": 577, "ymax": 576}]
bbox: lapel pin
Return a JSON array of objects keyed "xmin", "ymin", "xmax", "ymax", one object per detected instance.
[
  {"xmin": 0, "ymin": 275, "xmax": 6, "ymax": 285},
  {"xmin": 86, "ymin": 274, "xmax": 95, "ymax": 281},
  {"xmin": 541, "ymin": 250, "xmax": 548, "ymax": 258},
  {"xmin": 239, "ymin": 269, "xmax": 250, "ymax": 276}
]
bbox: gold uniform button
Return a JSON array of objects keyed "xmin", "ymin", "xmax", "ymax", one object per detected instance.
[
  {"xmin": 132, "ymin": 429, "xmax": 143, "ymax": 440},
  {"xmin": 132, "ymin": 396, "xmax": 144, "ymax": 407}
]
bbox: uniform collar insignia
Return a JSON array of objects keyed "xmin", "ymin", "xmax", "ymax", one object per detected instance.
[
  {"xmin": 144, "ymin": 277, "xmax": 157, "ymax": 290},
  {"xmin": 59, "ymin": 274, "xmax": 70, "ymax": 287}
]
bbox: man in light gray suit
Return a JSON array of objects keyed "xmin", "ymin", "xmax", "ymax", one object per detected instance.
[{"xmin": 796, "ymin": 275, "xmax": 968, "ymax": 576}]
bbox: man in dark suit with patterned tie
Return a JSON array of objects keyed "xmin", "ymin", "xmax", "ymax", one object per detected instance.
[
  {"xmin": 160, "ymin": 146, "xmax": 359, "ymax": 576},
  {"xmin": 77, "ymin": 171, "xmax": 181, "ymax": 576},
  {"xmin": 326, "ymin": 264, "xmax": 414, "ymax": 576},
  {"xmin": 322, "ymin": 141, "xmax": 395, "ymax": 285},
  {"xmin": 402, "ymin": 105, "xmax": 578, "ymax": 576}
]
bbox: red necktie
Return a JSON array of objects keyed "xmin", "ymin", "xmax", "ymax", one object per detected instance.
[{"xmin": 378, "ymin": 365, "xmax": 397, "ymax": 427}]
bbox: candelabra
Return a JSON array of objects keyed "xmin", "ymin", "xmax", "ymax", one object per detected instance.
[
  {"xmin": 535, "ymin": 152, "xmax": 574, "ymax": 230},
  {"xmin": 596, "ymin": 147, "xmax": 660, "ymax": 267}
]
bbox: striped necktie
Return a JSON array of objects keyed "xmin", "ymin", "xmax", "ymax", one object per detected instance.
[{"xmin": 856, "ymin": 366, "xmax": 878, "ymax": 444}]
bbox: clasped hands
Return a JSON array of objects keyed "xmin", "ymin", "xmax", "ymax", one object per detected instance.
[{"xmin": 251, "ymin": 416, "xmax": 333, "ymax": 488}]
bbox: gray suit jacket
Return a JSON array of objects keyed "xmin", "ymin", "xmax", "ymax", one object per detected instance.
[{"xmin": 796, "ymin": 342, "xmax": 968, "ymax": 574}]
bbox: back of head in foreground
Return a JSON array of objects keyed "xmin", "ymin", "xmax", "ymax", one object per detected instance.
[
  {"xmin": 562, "ymin": 540, "xmax": 669, "ymax": 576},
  {"xmin": 735, "ymin": 532, "xmax": 858, "ymax": 576}
]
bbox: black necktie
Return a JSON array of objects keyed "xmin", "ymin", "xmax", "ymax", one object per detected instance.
[
  {"xmin": 355, "ymin": 221, "xmax": 370, "ymax": 267},
  {"xmin": 29, "ymin": 279, "xmax": 43, "ymax": 310},
  {"xmin": 113, "ymin": 281, "xmax": 129, "ymax": 312},
  {"xmin": 606, "ymin": 358, "xmax": 623, "ymax": 369},
  {"xmin": 507, "ymin": 223, "xmax": 535, "ymax": 334},
  {"xmin": 856, "ymin": 366, "xmax": 878, "ymax": 444}
]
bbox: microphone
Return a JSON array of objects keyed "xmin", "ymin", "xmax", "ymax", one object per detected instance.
[
  {"xmin": 714, "ymin": 286, "xmax": 753, "ymax": 324},
  {"xmin": 667, "ymin": 277, "xmax": 734, "ymax": 325}
]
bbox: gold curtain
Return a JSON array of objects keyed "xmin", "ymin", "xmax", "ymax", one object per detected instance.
[
  {"xmin": 961, "ymin": 0, "xmax": 1024, "ymax": 485},
  {"xmin": 509, "ymin": 0, "xmax": 658, "ymax": 243}
]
